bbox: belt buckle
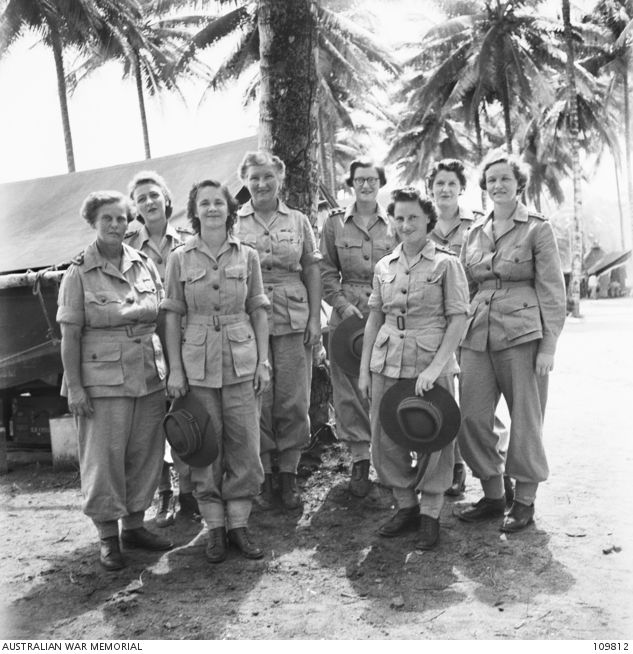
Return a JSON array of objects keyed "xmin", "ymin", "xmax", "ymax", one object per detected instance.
[
  {"xmin": 397, "ymin": 315, "xmax": 405, "ymax": 330},
  {"xmin": 495, "ymin": 278, "xmax": 503, "ymax": 289},
  {"xmin": 125, "ymin": 325, "xmax": 134, "ymax": 337}
]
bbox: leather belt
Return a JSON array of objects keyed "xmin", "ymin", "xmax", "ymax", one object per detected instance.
[{"xmin": 478, "ymin": 279, "xmax": 535, "ymax": 290}]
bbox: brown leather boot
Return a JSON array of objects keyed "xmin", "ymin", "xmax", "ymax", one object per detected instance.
[{"xmin": 280, "ymin": 472, "xmax": 302, "ymax": 510}]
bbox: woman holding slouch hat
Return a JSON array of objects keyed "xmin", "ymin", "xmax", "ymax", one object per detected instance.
[
  {"xmin": 358, "ymin": 187, "xmax": 469, "ymax": 550},
  {"xmin": 455, "ymin": 151, "xmax": 566, "ymax": 533},
  {"xmin": 162, "ymin": 179, "xmax": 270, "ymax": 563},
  {"xmin": 57, "ymin": 190, "xmax": 173, "ymax": 571}
]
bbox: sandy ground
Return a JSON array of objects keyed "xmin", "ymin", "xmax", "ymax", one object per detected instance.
[{"xmin": 1, "ymin": 297, "xmax": 632, "ymax": 640}]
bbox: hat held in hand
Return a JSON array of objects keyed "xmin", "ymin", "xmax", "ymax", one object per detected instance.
[
  {"xmin": 330, "ymin": 313, "xmax": 368, "ymax": 376},
  {"xmin": 379, "ymin": 379, "xmax": 461, "ymax": 454},
  {"xmin": 163, "ymin": 393, "xmax": 218, "ymax": 467}
]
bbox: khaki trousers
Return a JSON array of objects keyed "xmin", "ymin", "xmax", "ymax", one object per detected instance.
[
  {"xmin": 260, "ymin": 332, "xmax": 312, "ymax": 473},
  {"xmin": 76, "ymin": 391, "xmax": 165, "ymax": 523},
  {"xmin": 370, "ymin": 373, "xmax": 455, "ymax": 519},
  {"xmin": 458, "ymin": 340, "xmax": 549, "ymax": 484}
]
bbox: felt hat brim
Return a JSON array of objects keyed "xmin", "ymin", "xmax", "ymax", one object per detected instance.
[
  {"xmin": 379, "ymin": 379, "xmax": 461, "ymax": 454},
  {"xmin": 163, "ymin": 392, "xmax": 219, "ymax": 468},
  {"xmin": 330, "ymin": 313, "xmax": 368, "ymax": 376}
]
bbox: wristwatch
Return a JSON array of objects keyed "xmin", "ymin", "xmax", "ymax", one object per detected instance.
[{"xmin": 259, "ymin": 359, "xmax": 272, "ymax": 370}]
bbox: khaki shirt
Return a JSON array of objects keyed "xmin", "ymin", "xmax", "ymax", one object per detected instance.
[
  {"xmin": 236, "ymin": 200, "xmax": 322, "ymax": 336},
  {"xmin": 161, "ymin": 234, "xmax": 269, "ymax": 389},
  {"xmin": 460, "ymin": 203, "xmax": 566, "ymax": 355},
  {"xmin": 368, "ymin": 240, "xmax": 469, "ymax": 379},
  {"xmin": 124, "ymin": 223, "xmax": 186, "ymax": 281},
  {"xmin": 319, "ymin": 203, "xmax": 398, "ymax": 328},
  {"xmin": 57, "ymin": 242, "xmax": 165, "ymax": 398},
  {"xmin": 429, "ymin": 206, "xmax": 479, "ymax": 256}
]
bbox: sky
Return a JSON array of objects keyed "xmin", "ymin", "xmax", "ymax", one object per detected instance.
[{"xmin": 0, "ymin": 0, "xmax": 630, "ymax": 254}]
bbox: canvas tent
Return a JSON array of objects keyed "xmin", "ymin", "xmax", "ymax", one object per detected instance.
[{"xmin": 0, "ymin": 136, "xmax": 258, "ymax": 390}]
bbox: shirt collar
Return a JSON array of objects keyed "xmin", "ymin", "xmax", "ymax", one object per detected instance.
[
  {"xmin": 344, "ymin": 202, "xmax": 390, "ymax": 225},
  {"xmin": 183, "ymin": 233, "xmax": 239, "ymax": 256},
  {"xmin": 237, "ymin": 198, "xmax": 290, "ymax": 217},
  {"xmin": 83, "ymin": 241, "xmax": 143, "ymax": 272}
]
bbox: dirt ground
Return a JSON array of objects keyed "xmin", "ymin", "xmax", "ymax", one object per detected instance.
[{"xmin": 1, "ymin": 298, "xmax": 632, "ymax": 640}]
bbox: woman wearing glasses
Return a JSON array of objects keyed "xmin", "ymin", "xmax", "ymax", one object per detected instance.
[{"xmin": 320, "ymin": 158, "xmax": 398, "ymax": 496}]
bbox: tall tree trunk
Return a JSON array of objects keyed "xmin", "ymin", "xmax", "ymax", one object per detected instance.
[
  {"xmin": 498, "ymin": 58, "xmax": 513, "ymax": 153},
  {"xmin": 562, "ymin": 0, "xmax": 583, "ymax": 318},
  {"xmin": 614, "ymin": 156, "xmax": 626, "ymax": 249},
  {"xmin": 134, "ymin": 56, "xmax": 151, "ymax": 160},
  {"xmin": 624, "ymin": 69, "xmax": 633, "ymax": 250},
  {"xmin": 474, "ymin": 108, "xmax": 487, "ymax": 211},
  {"xmin": 258, "ymin": 0, "xmax": 320, "ymax": 225},
  {"xmin": 48, "ymin": 20, "xmax": 75, "ymax": 173}
]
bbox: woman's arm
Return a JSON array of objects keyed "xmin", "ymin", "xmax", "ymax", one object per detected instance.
[
  {"xmin": 358, "ymin": 309, "xmax": 385, "ymax": 402},
  {"xmin": 250, "ymin": 306, "xmax": 270, "ymax": 396},
  {"xmin": 60, "ymin": 323, "xmax": 93, "ymax": 418},
  {"xmin": 302, "ymin": 261, "xmax": 322, "ymax": 347},
  {"xmin": 415, "ymin": 314, "xmax": 467, "ymax": 395},
  {"xmin": 164, "ymin": 311, "xmax": 188, "ymax": 398}
]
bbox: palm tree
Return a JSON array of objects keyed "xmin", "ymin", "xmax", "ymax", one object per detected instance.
[
  {"xmin": 67, "ymin": 0, "xmax": 216, "ymax": 159},
  {"xmin": 390, "ymin": 0, "xmax": 562, "ymax": 183},
  {"xmin": 0, "ymin": 0, "xmax": 144, "ymax": 172},
  {"xmin": 582, "ymin": 0, "xmax": 633, "ymax": 250}
]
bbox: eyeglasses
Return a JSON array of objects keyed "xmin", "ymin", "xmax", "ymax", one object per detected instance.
[{"xmin": 353, "ymin": 176, "xmax": 379, "ymax": 187}]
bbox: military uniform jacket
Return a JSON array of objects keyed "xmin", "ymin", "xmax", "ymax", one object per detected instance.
[
  {"xmin": 368, "ymin": 240, "xmax": 469, "ymax": 379},
  {"xmin": 161, "ymin": 234, "xmax": 269, "ymax": 389},
  {"xmin": 429, "ymin": 206, "xmax": 479, "ymax": 256},
  {"xmin": 57, "ymin": 242, "xmax": 166, "ymax": 398},
  {"xmin": 124, "ymin": 222, "xmax": 185, "ymax": 281},
  {"xmin": 236, "ymin": 199, "xmax": 322, "ymax": 336},
  {"xmin": 459, "ymin": 203, "xmax": 566, "ymax": 355},
  {"xmin": 319, "ymin": 203, "xmax": 398, "ymax": 328}
]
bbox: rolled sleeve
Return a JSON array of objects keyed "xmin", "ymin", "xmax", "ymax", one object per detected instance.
[
  {"xmin": 534, "ymin": 221, "xmax": 566, "ymax": 355},
  {"xmin": 56, "ymin": 266, "xmax": 85, "ymax": 327},
  {"xmin": 368, "ymin": 267, "xmax": 384, "ymax": 312},
  {"xmin": 162, "ymin": 250, "xmax": 186, "ymax": 315},
  {"xmin": 442, "ymin": 257, "xmax": 470, "ymax": 317},
  {"xmin": 245, "ymin": 248, "xmax": 270, "ymax": 314}
]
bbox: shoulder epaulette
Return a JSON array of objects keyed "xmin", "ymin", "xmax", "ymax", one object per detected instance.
[
  {"xmin": 528, "ymin": 211, "xmax": 548, "ymax": 221},
  {"xmin": 124, "ymin": 229, "xmax": 140, "ymax": 239},
  {"xmin": 472, "ymin": 209, "xmax": 484, "ymax": 218},
  {"xmin": 435, "ymin": 244, "xmax": 457, "ymax": 256},
  {"xmin": 70, "ymin": 251, "xmax": 85, "ymax": 266},
  {"xmin": 176, "ymin": 226, "xmax": 194, "ymax": 235},
  {"xmin": 328, "ymin": 206, "xmax": 345, "ymax": 217},
  {"xmin": 171, "ymin": 242, "xmax": 186, "ymax": 251},
  {"xmin": 240, "ymin": 239, "xmax": 255, "ymax": 249}
]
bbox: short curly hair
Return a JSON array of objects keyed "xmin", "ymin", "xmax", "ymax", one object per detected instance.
[
  {"xmin": 345, "ymin": 157, "xmax": 387, "ymax": 188},
  {"xmin": 387, "ymin": 187, "xmax": 438, "ymax": 232},
  {"xmin": 187, "ymin": 180, "xmax": 239, "ymax": 235},
  {"xmin": 80, "ymin": 191, "xmax": 134, "ymax": 227},
  {"xmin": 238, "ymin": 150, "xmax": 286, "ymax": 183},
  {"xmin": 425, "ymin": 158, "xmax": 467, "ymax": 193},
  {"xmin": 127, "ymin": 170, "xmax": 173, "ymax": 221},
  {"xmin": 478, "ymin": 150, "xmax": 530, "ymax": 194}
]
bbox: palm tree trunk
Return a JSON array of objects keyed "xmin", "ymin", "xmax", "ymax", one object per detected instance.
[
  {"xmin": 134, "ymin": 56, "xmax": 151, "ymax": 160},
  {"xmin": 475, "ymin": 108, "xmax": 487, "ymax": 211},
  {"xmin": 562, "ymin": 0, "xmax": 583, "ymax": 318},
  {"xmin": 624, "ymin": 68, "xmax": 633, "ymax": 251},
  {"xmin": 48, "ymin": 19, "xmax": 75, "ymax": 173},
  {"xmin": 258, "ymin": 0, "xmax": 320, "ymax": 224},
  {"xmin": 498, "ymin": 51, "xmax": 513, "ymax": 153},
  {"xmin": 614, "ymin": 156, "xmax": 626, "ymax": 249}
]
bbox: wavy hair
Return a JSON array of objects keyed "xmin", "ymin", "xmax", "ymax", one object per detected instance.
[
  {"xmin": 187, "ymin": 180, "xmax": 239, "ymax": 235},
  {"xmin": 80, "ymin": 191, "xmax": 134, "ymax": 227},
  {"xmin": 387, "ymin": 186, "xmax": 438, "ymax": 231}
]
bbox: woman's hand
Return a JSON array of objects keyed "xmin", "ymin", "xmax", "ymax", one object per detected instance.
[
  {"xmin": 303, "ymin": 316, "xmax": 321, "ymax": 347},
  {"xmin": 535, "ymin": 353, "xmax": 555, "ymax": 376},
  {"xmin": 67, "ymin": 386, "xmax": 93, "ymax": 418},
  {"xmin": 253, "ymin": 362, "xmax": 271, "ymax": 396},
  {"xmin": 167, "ymin": 369, "xmax": 188, "ymax": 398},
  {"xmin": 415, "ymin": 366, "xmax": 441, "ymax": 396},
  {"xmin": 358, "ymin": 369, "xmax": 372, "ymax": 402},
  {"xmin": 339, "ymin": 303, "xmax": 363, "ymax": 321}
]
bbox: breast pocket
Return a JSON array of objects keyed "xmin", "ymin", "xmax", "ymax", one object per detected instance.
[
  {"xmin": 180, "ymin": 268, "xmax": 208, "ymax": 311},
  {"xmin": 335, "ymin": 237, "xmax": 364, "ymax": 274},
  {"xmin": 224, "ymin": 264, "xmax": 248, "ymax": 308},
  {"xmin": 226, "ymin": 323, "xmax": 257, "ymax": 378},
  {"xmin": 500, "ymin": 245, "xmax": 534, "ymax": 281},
  {"xmin": 133, "ymin": 277, "xmax": 159, "ymax": 317},
  {"xmin": 378, "ymin": 272, "xmax": 396, "ymax": 304},
  {"xmin": 81, "ymin": 342, "xmax": 124, "ymax": 386},
  {"xmin": 274, "ymin": 232, "xmax": 303, "ymax": 270},
  {"xmin": 84, "ymin": 291, "xmax": 122, "ymax": 327},
  {"xmin": 181, "ymin": 325, "xmax": 207, "ymax": 381},
  {"xmin": 416, "ymin": 273, "xmax": 443, "ymax": 306}
]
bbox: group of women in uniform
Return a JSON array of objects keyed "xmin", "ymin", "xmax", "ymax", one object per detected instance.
[{"xmin": 57, "ymin": 148, "xmax": 566, "ymax": 570}]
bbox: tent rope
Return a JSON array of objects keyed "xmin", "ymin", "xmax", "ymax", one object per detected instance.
[{"xmin": 31, "ymin": 266, "xmax": 61, "ymax": 346}]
